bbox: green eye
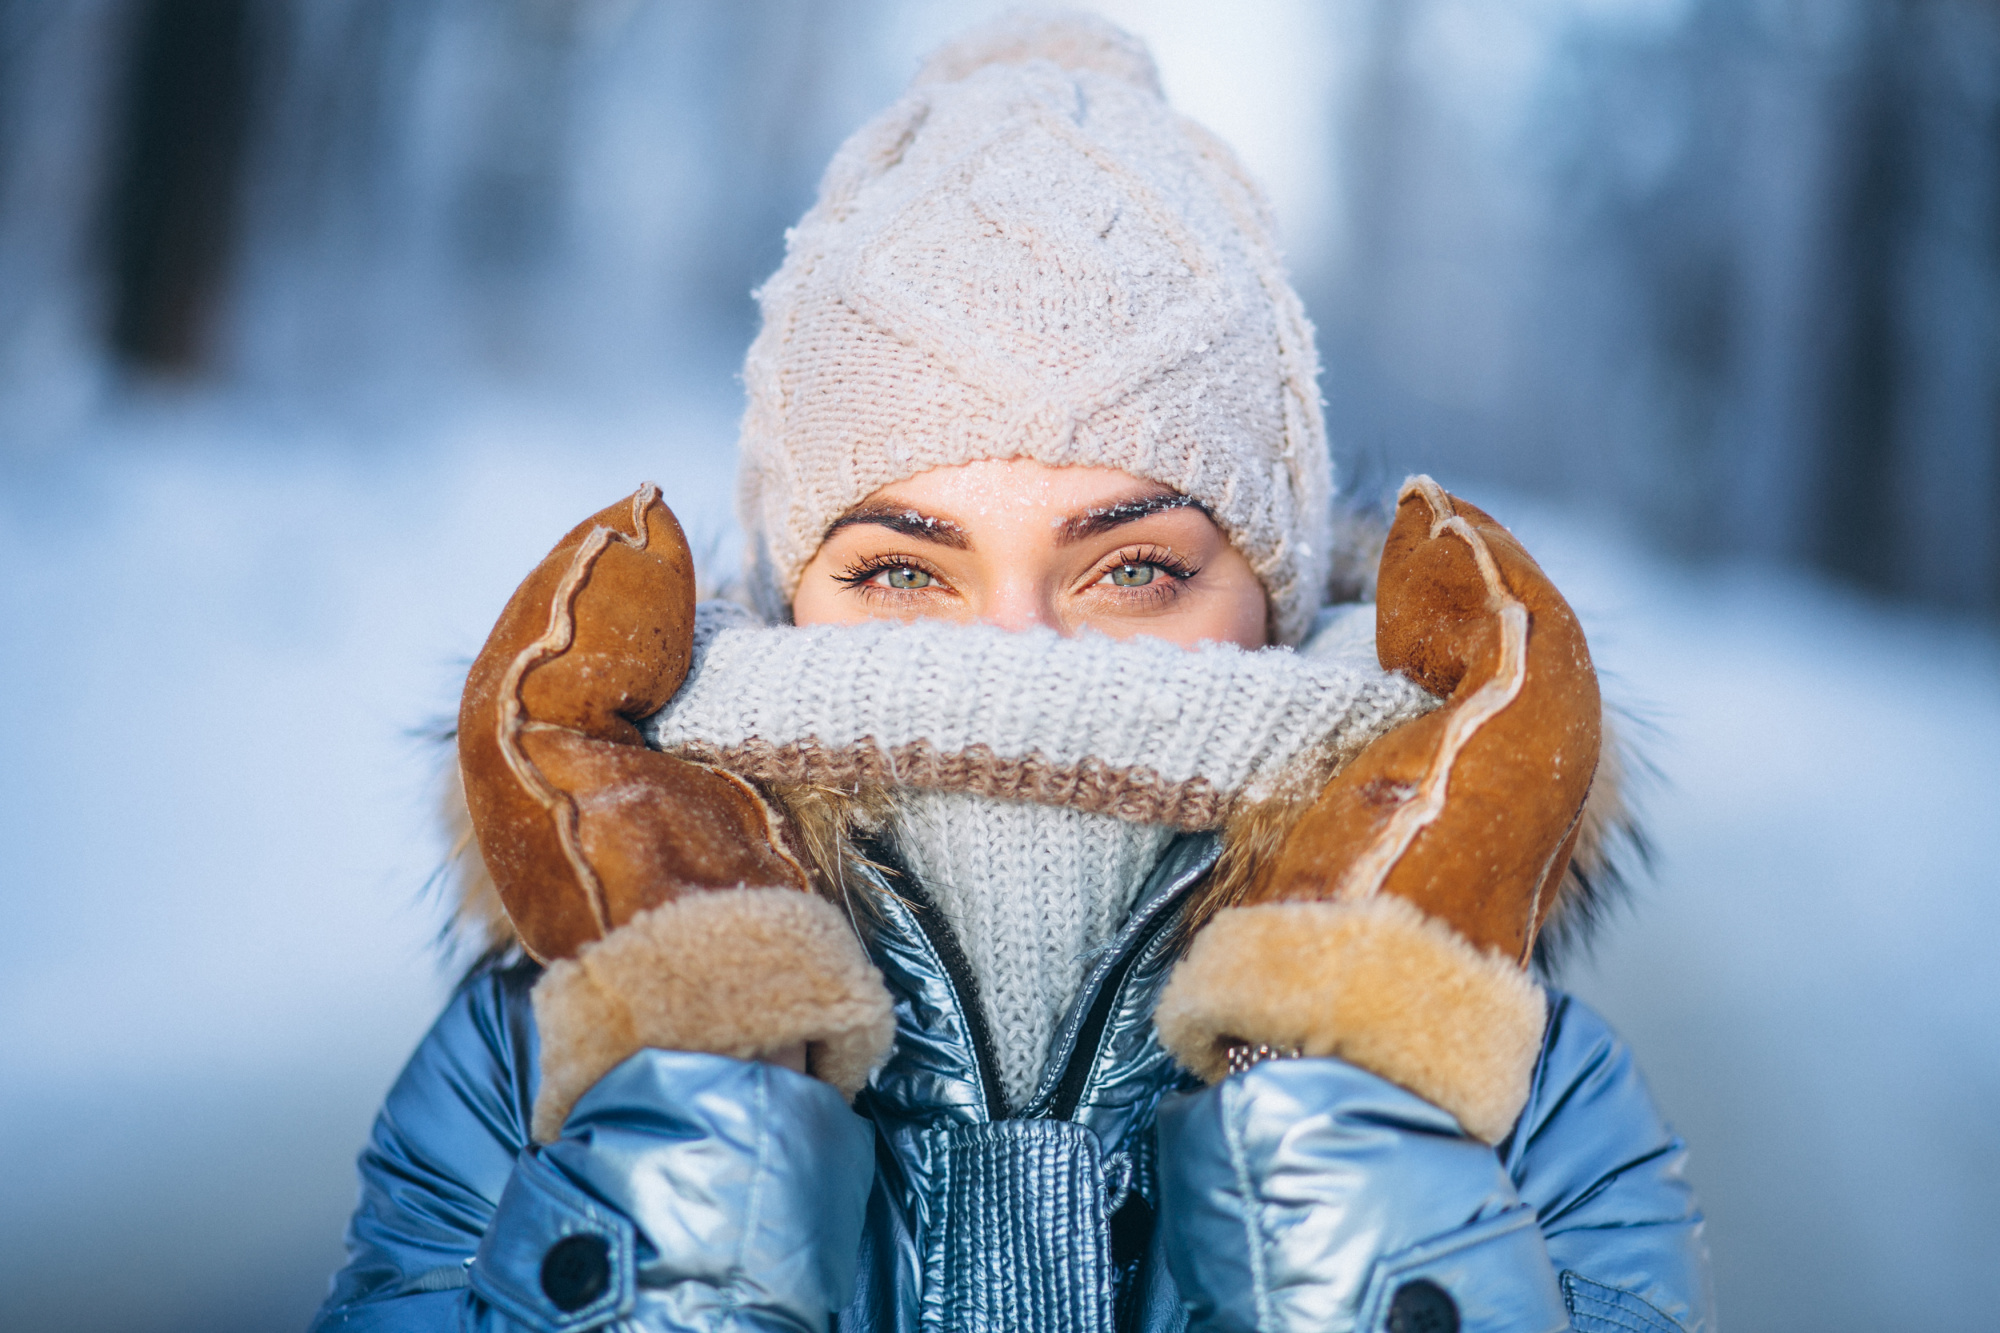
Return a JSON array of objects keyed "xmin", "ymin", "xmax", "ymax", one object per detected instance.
[
  {"xmin": 882, "ymin": 566, "xmax": 934, "ymax": 590},
  {"xmin": 1108, "ymin": 563, "xmax": 1157, "ymax": 587}
]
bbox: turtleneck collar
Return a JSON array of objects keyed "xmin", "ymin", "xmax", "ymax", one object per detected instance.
[{"xmin": 883, "ymin": 790, "xmax": 1177, "ymax": 1110}]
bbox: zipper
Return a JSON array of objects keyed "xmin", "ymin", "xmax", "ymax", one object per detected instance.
[
  {"xmin": 1034, "ymin": 834, "xmax": 1221, "ymax": 1122},
  {"xmin": 862, "ymin": 838, "xmax": 1010, "ymax": 1123},
  {"xmin": 864, "ymin": 832, "xmax": 1219, "ymax": 1126},
  {"xmin": 1046, "ymin": 938, "xmax": 1149, "ymax": 1121},
  {"xmin": 1045, "ymin": 892, "xmax": 1186, "ymax": 1121}
]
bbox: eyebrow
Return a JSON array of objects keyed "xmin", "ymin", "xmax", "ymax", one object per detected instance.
[
  {"xmin": 1056, "ymin": 491, "xmax": 1200, "ymax": 545},
  {"xmin": 822, "ymin": 502, "xmax": 971, "ymax": 549}
]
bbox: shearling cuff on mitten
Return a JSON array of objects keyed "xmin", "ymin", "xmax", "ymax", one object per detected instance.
[
  {"xmin": 529, "ymin": 887, "xmax": 897, "ymax": 1142},
  {"xmin": 1153, "ymin": 896, "xmax": 1547, "ymax": 1144}
]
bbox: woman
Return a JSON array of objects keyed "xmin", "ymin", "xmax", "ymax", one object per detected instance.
[{"xmin": 315, "ymin": 14, "xmax": 1711, "ymax": 1333}]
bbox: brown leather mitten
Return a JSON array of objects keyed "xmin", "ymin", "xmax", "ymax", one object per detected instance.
[
  {"xmin": 459, "ymin": 484, "xmax": 894, "ymax": 1140},
  {"xmin": 1156, "ymin": 477, "xmax": 1600, "ymax": 1142}
]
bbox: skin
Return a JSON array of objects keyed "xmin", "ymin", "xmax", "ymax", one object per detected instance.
[
  {"xmin": 766, "ymin": 459, "xmax": 1270, "ymax": 1071},
  {"xmin": 791, "ymin": 457, "xmax": 1271, "ymax": 649}
]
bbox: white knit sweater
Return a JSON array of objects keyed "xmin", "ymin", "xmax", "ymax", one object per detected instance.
[{"xmin": 640, "ymin": 603, "xmax": 1436, "ymax": 1108}]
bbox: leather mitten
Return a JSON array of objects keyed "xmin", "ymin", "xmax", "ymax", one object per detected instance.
[
  {"xmin": 1157, "ymin": 477, "xmax": 1600, "ymax": 1143},
  {"xmin": 459, "ymin": 484, "xmax": 894, "ymax": 1141}
]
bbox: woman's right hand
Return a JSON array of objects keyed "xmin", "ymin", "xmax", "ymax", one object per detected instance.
[
  {"xmin": 457, "ymin": 482, "xmax": 811, "ymax": 962},
  {"xmin": 458, "ymin": 485, "xmax": 894, "ymax": 1141}
]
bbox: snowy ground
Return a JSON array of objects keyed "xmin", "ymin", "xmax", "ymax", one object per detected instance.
[{"xmin": 1, "ymin": 394, "xmax": 1995, "ymax": 1331}]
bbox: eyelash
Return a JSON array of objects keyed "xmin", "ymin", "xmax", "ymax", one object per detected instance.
[
  {"xmin": 832, "ymin": 546, "xmax": 1202, "ymax": 603},
  {"xmin": 835, "ymin": 554, "xmax": 949, "ymax": 596},
  {"xmin": 1099, "ymin": 544, "xmax": 1200, "ymax": 584}
]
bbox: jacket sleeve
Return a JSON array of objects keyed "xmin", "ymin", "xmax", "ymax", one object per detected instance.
[
  {"xmin": 1154, "ymin": 993, "xmax": 1710, "ymax": 1333},
  {"xmin": 311, "ymin": 962, "xmax": 878, "ymax": 1333}
]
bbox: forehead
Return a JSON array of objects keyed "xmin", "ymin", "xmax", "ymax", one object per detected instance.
[{"xmin": 866, "ymin": 458, "xmax": 1176, "ymax": 518}]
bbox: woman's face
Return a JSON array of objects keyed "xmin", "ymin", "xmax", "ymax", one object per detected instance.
[{"xmin": 792, "ymin": 458, "xmax": 1270, "ymax": 649}]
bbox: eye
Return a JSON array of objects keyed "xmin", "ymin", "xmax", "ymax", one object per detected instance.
[
  {"xmin": 1086, "ymin": 546, "xmax": 1199, "ymax": 597},
  {"xmin": 1105, "ymin": 562, "xmax": 1158, "ymax": 587},
  {"xmin": 834, "ymin": 555, "xmax": 948, "ymax": 595},
  {"xmin": 876, "ymin": 565, "xmax": 934, "ymax": 590}
]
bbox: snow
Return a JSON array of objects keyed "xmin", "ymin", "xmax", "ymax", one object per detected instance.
[
  {"xmin": 0, "ymin": 388, "xmax": 744, "ymax": 1331},
  {"xmin": 1, "ymin": 403, "xmax": 1996, "ymax": 1331},
  {"xmin": 1497, "ymin": 492, "xmax": 2000, "ymax": 1331}
]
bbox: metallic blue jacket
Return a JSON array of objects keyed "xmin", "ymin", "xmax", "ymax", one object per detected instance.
[{"xmin": 315, "ymin": 836, "xmax": 1712, "ymax": 1333}]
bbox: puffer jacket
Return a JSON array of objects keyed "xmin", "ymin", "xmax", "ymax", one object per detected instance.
[{"xmin": 313, "ymin": 835, "xmax": 1711, "ymax": 1333}]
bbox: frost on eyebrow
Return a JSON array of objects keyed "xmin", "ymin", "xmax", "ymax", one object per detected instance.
[
  {"xmin": 822, "ymin": 501, "xmax": 972, "ymax": 548},
  {"xmin": 1055, "ymin": 491, "xmax": 1201, "ymax": 545}
]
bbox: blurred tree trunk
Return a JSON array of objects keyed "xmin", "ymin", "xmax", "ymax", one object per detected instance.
[
  {"xmin": 103, "ymin": 0, "xmax": 257, "ymax": 373},
  {"xmin": 1319, "ymin": 0, "xmax": 2000, "ymax": 616}
]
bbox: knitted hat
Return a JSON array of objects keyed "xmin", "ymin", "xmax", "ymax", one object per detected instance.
[{"xmin": 736, "ymin": 10, "xmax": 1332, "ymax": 644}]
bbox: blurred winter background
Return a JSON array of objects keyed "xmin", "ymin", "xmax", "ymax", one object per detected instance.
[{"xmin": 1, "ymin": 1, "xmax": 1996, "ymax": 1329}]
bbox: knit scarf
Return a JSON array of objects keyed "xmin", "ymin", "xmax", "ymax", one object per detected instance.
[{"xmin": 642, "ymin": 602, "xmax": 1436, "ymax": 1108}]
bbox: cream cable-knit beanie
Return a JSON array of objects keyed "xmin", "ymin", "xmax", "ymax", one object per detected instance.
[{"xmin": 736, "ymin": 10, "xmax": 1333, "ymax": 645}]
